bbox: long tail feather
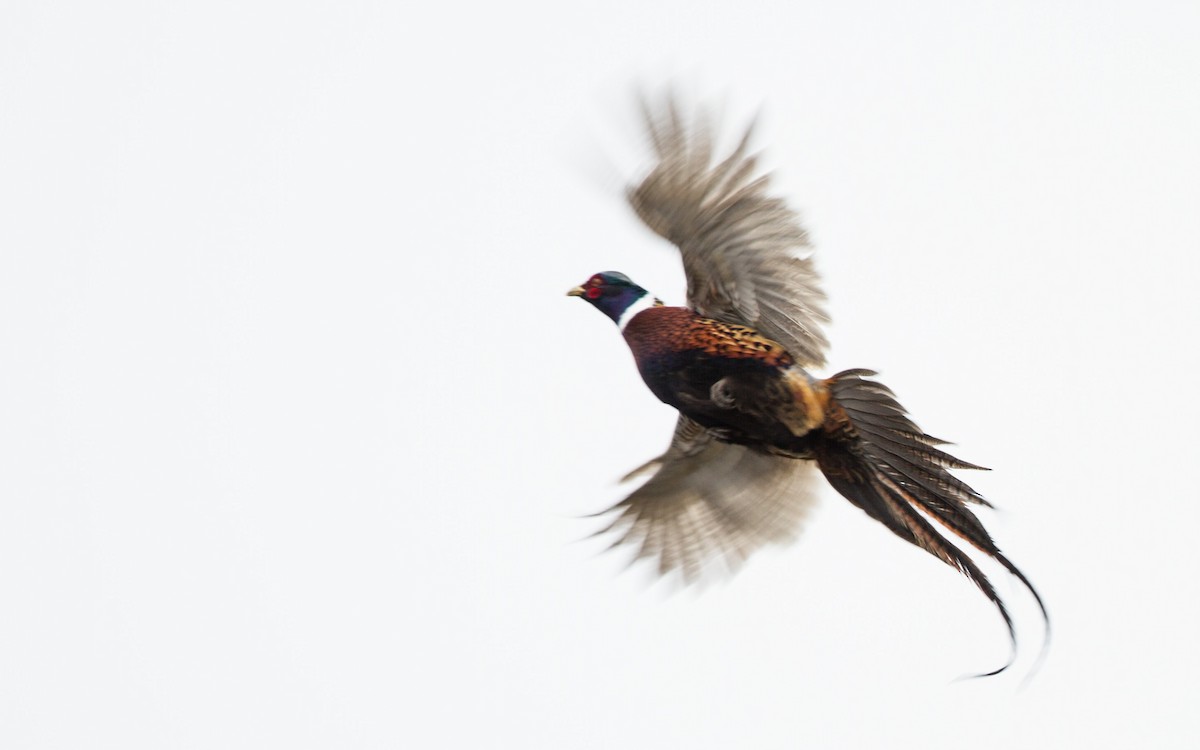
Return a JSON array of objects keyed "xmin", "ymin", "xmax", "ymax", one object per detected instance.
[{"xmin": 815, "ymin": 369, "xmax": 1049, "ymax": 677}]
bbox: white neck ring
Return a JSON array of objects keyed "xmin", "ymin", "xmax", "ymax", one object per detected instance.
[{"xmin": 617, "ymin": 294, "xmax": 659, "ymax": 332}]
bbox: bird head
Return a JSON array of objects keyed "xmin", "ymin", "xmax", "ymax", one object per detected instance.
[{"xmin": 567, "ymin": 271, "xmax": 653, "ymax": 326}]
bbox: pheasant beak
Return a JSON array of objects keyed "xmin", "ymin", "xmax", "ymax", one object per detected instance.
[{"xmin": 566, "ymin": 286, "xmax": 586, "ymax": 297}]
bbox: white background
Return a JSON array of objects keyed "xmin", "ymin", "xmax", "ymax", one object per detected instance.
[{"xmin": 2, "ymin": 2, "xmax": 1198, "ymax": 748}]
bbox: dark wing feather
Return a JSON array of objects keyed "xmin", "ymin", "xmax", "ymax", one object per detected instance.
[
  {"xmin": 592, "ymin": 416, "xmax": 820, "ymax": 582},
  {"xmin": 815, "ymin": 370, "xmax": 1049, "ymax": 675},
  {"xmin": 628, "ymin": 95, "xmax": 829, "ymax": 368}
]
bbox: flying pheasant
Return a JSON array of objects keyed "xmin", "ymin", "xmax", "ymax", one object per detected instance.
[{"xmin": 568, "ymin": 96, "xmax": 1048, "ymax": 676}]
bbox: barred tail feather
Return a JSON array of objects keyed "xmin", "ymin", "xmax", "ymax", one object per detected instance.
[{"xmin": 815, "ymin": 369, "xmax": 1049, "ymax": 677}]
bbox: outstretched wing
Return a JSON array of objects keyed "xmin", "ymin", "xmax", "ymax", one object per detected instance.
[
  {"xmin": 814, "ymin": 369, "xmax": 1049, "ymax": 675},
  {"xmin": 629, "ymin": 95, "xmax": 829, "ymax": 368},
  {"xmin": 592, "ymin": 416, "xmax": 820, "ymax": 582}
]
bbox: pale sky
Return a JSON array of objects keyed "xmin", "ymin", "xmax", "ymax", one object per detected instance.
[{"xmin": 2, "ymin": 2, "xmax": 1198, "ymax": 748}]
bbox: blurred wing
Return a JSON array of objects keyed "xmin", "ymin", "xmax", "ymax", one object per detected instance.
[
  {"xmin": 593, "ymin": 416, "xmax": 820, "ymax": 582},
  {"xmin": 628, "ymin": 95, "xmax": 829, "ymax": 367}
]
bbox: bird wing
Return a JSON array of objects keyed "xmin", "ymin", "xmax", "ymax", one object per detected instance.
[
  {"xmin": 592, "ymin": 416, "xmax": 821, "ymax": 582},
  {"xmin": 628, "ymin": 95, "xmax": 829, "ymax": 368},
  {"xmin": 813, "ymin": 369, "xmax": 1049, "ymax": 675}
]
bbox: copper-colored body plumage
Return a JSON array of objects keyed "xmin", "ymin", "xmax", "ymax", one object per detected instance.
[{"xmin": 624, "ymin": 306, "xmax": 794, "ymax": 366}]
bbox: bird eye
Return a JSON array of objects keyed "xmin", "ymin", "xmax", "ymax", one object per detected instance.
[{"xmin": 586, "ymin": 286, "xmax": 602, "ymax": 299}]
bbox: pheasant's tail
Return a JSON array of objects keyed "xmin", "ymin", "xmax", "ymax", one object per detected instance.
[{"xmin": 813, "ymin": 369, "xmax": 1049, "ymax": 678}]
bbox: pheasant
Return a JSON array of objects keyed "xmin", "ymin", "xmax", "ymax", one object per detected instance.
[{"xmin": 568, "ymin": 96, "xmax": 1048, "ymax": 676}]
